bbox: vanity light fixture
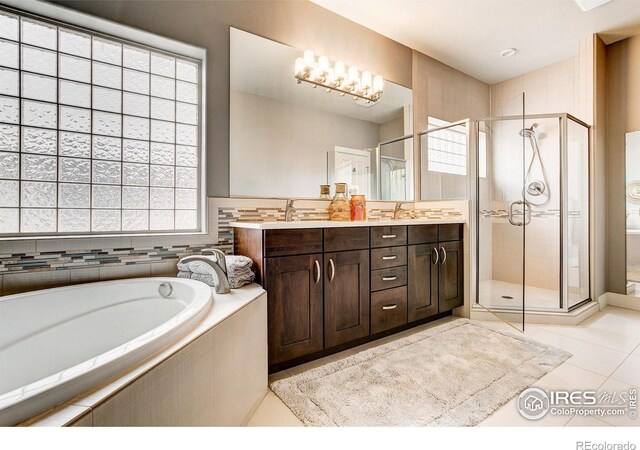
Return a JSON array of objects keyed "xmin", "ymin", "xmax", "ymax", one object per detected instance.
[{"xmin": 294, "ymin": 50, "xmax": 384, "ymax": 103}]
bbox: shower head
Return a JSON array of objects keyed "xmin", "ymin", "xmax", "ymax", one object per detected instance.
[{"xmin": 519, "ymin": 123, "xmax": 538, "ymax": 137}]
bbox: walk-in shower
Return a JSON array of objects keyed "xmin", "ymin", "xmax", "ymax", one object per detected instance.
[
  {"xmin": 475, "ymin": 110, "xmax": 590, "ymax": 328},
  {"xmin": 419, "ymin": 102, "xmax": 591, "ymax": 330}
]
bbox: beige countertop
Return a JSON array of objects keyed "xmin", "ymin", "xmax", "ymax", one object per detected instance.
[{"xmin": 229, "ymin": 218, "xmax": 465, "ymax": 230}]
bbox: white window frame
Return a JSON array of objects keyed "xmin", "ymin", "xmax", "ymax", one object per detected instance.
[{"xmin": 0, "ymin": 0, "xmax": 207, "ymax": 240}]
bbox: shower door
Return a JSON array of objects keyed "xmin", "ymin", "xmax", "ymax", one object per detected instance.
[{"xmin": 476, "ymin": 93, "xmax": 527, "ymax": 331}]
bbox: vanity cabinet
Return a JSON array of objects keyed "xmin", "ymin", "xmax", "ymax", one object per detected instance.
[
  {"xmin": 324, "ymin": 249, "xmax": 370, "ymax": 348},
  {"xmin": 234, "ymin": 222, "xmax": 463, "ymax": 371},
  {"xmin": 264, "ymin": 253, "xmax": 323, "ymax": 365},
  {"xmin": 407, "ymin": 224, "xmax": 464, "ymax": 322}
]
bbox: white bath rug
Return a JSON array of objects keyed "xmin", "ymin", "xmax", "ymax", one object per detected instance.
[{"xmin": 270, "ymin": 319, "xmax": 571, "ymax": 426}]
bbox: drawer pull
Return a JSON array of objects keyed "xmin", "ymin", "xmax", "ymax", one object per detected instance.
[
  {"xmin": 382, "ymin": 304, "xmax": 398, "ymax": 310},
  {"xmin": 382, "ymin": 276, "xmax": 397, "ymax": 281},
  {"xmin": 382, "ymin": 234, "xmax": 397, "ymax": 239},
  {"xmin": 382, "ymin": 255, "xmax": 397, "ymax": 260}
]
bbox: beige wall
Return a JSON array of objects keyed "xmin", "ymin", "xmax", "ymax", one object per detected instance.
[
  {"xmin": 593, "ymin": 35, "xmax": 607, "ymax": 298},
  {"xmin": 55, "ymin": 0, "xmax": 413, "ymax": 198},
  {"xmin": 605, "ymin": 34, "xmax": 640, "ymax": 294},
  {"xmin": 412, "ymin": 50, "xmax": 490, "ymax": 201}
]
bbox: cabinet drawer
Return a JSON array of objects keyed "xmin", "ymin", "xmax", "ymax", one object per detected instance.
[
  {"xmin": 408, "ymin": 224, "xmax": 438, "ymax": 245},
  {"xmin": 438, "ymin": 223, "xmax": 463, "ymax": 242},
  {"xmin": 324, "ymin": 227, "xmax": 369, "ymax": 252},
  {"xmin": 371, "ymin": 246, "xmax": 407, "ymax": 270},
  {"xmin": 371, "ymin": 266, "xmax": 407, "ymax": 291},
  {"xmin": 264, "ymin": 229, "xmax": 323, "ymax": 257},
  {"xmin": 371, "ymin": 286, "xmax": 408, "ymax": 334},
  {"xmin": 370, "ymin": 226, "xmax": 407, "ymax": 248}
]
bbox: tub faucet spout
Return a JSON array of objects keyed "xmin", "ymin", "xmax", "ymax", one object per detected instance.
[{"xmin": 180, "ymin": 249, "xmax": 230, "ymax": 294}]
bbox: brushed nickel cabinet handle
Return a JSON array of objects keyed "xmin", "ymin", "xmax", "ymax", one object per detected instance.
[
  {"xmin": 382, "ymin": 255, "xmax": 397, "ymax": 260},
  {"xmin": 314, "ymin": 260, "xmax": 320, "ymax": 284},
  {"xmin": 432, "ymin": 246, "xmax": 439, "ymax": 265},
  {"xmin": 382, "ymin": 276, "xmax": 397, "ymax": 281},
  {"xmin": 441, "ymin": 247, "xmax": 447, "ymax": 265},
  {"xmin": 382, "ymin": 304, "xmax": 397, "ymax": 310},
  {"xmin": 329, "ymin": 258, "xmax": 335, "ymax": 282},
  {"xmin": 382, "ymin": 234, "xmax": 397, "ymax": 239}
]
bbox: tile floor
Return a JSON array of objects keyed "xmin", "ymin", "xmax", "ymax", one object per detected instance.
[{"xmin": 247, "ymin": 306, "xmax": 640, "ymax": 427}]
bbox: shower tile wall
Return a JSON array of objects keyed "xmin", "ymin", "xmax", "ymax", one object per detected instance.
[{"xmin": 484, "ymin": 37, "xmax": 594, "ymax": 294}]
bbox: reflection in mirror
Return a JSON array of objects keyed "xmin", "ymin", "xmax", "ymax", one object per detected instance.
[
  {"xmin": 626, "ymin": 131, "xmax": 640, "ymax": 297},
  {"xmin": 229, "ymin": 28, "xmax": 413, "ymax": 200}
]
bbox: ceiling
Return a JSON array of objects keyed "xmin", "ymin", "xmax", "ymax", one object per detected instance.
[
  {"xmin": 230, "ymin": 28, "xmax": 412, "ymax": 124},
  {"xmin": 311, "ymin": 0, "xmax": 640, "ymax": 84}
]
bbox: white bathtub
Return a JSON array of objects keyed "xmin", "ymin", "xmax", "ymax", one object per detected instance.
[{"xmin": 0, "ymin": 277, "xmax": 213, "ymax": 426}]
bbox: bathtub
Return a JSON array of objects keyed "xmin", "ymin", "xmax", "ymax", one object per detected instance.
[{"xmin": 0, "ymin": 277, "xmax": 213, "ymax": 426}]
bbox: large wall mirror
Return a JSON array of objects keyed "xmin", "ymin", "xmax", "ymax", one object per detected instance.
[
  {"xmin": 229, "ymin": 28, "xmax": 414, "ymax": 201},
  {"xmin": 626, "ymin": 130, "xmax": 640, "ymax": 297}
]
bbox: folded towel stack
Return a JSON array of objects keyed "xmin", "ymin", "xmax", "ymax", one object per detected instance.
[{"xmin": 177, "ymin": 254, "xmax": 255, "ymax": 289}]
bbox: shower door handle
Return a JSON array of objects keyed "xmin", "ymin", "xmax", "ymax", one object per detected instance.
[{"xmin": 508, "ymin": 200, "xmax": 531, "ymax": 226}]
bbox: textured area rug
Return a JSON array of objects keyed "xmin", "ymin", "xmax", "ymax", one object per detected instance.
[{"xmin": 270, "ymin": 319, "xmax": 571, "ymax": 426}]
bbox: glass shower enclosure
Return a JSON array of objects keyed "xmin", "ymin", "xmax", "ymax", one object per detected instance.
[
  {"xmin": 418, "ymin": 92, "xmax": 590, "ymax": 331},
  {"xmin": 474, "ymin": 107, "xmax": 590, "ymax": 329}
]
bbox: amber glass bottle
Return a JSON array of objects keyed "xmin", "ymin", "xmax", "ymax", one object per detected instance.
[{"xmin": 328, "ymin": 183, "xmax": 351, "ymax": 221}]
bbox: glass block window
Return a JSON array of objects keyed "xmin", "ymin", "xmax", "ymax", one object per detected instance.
[
  {"xmin": 0, "ymin": 9, "xmax": 202, "ymax": 236},
  {"xmin": 426, "ymin": 117, "xmax": 467, "ymax": 176}
]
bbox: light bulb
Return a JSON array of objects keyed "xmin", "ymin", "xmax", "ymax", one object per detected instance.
[
  {"xmin": 318, "ymin": 56, "xmax": 329, "ymax": 73},
  {"xmin": 327, "ymin": 68, "xmax": 335, "ymax": 85},
  {"xmin": 373, "ymin": 75, "xmax": 384, "ymax": 94},
  {"xmin": 334, "ymin": 61, "xmax": 345, "ymax": 87},
  {"xmin": 348, "ymin": 66, "xmax": 359, "ymax": 85},
  {"xmin": 303, "ymin": 50, "xmax": 315, "ymax": 69},
  {"xmin": 362, "ymin": 71, "xmax": 372, "ymax": 90},
  {"xmin": 294, "ymin": 57, "xmax": 303, "ymax": 77}
]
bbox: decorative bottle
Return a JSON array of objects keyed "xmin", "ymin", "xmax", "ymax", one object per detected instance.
[
  {"xmin": 319, "ymin": 184, "xmax": 331, "ymax": 199},
  {"xmin": 350, "ymin": 194, "xmax": 366, "ymax": 221},
  {"xmin": 328, "ymin": 182, "xmax": 351, "ymax": 221}
]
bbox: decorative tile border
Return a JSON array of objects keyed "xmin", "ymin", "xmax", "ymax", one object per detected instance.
[
  {"xmin": 480, "ymin": 209, "xmax": 582, "ymax": 219},
  {"xmin": 0, "ymin": 244, "xmax": 216, "ymax": 275}
]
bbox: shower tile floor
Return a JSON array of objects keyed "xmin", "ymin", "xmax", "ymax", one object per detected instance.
[
  {"xmin": 478, "ymin": 279, "xmax": 584, "ymax": 310},
  {"xmin": 248, "ymin": 306, "xmax": 640, "ymax": 427}
]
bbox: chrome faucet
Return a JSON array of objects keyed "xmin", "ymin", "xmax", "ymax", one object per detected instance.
[
  {"xmin": 285, "ymin": 199, "xmax": 296, "ymax": 222},
  {"xmin": 179, "ymin": 248, "xmax": 230, "ymax": 294},
  {"xmin": 393, "ymin": 202, "xmax": 406, "ymax": 220}
]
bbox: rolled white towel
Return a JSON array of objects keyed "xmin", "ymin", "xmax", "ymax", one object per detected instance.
[{"xmin": 177, "ymin": 269, "xmax": 254, "ymax": 289}]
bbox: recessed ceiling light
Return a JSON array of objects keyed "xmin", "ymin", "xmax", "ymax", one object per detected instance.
[
  {"xmin": 501, "ymin": 48, "xmax": 518, "ymax": 58},
  {"xmin": 574, "ymin": 0, "xmax": 613, "ymax": 12}
]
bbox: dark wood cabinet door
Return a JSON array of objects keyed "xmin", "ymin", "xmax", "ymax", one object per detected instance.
[
  {"xmin": 264, "ymin": 254, "xmax": 323, "ymax": 365},
  {"xmin": 438, "ymin": 240, "xmax": 464, "ymax": 312},
  {"xmin": 324, "ymin": 249, "xmax": 370, "ymax": 348},
  {"xmin": 407, "ymin": 243, "xmax": 439, "ymax": 322}
]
